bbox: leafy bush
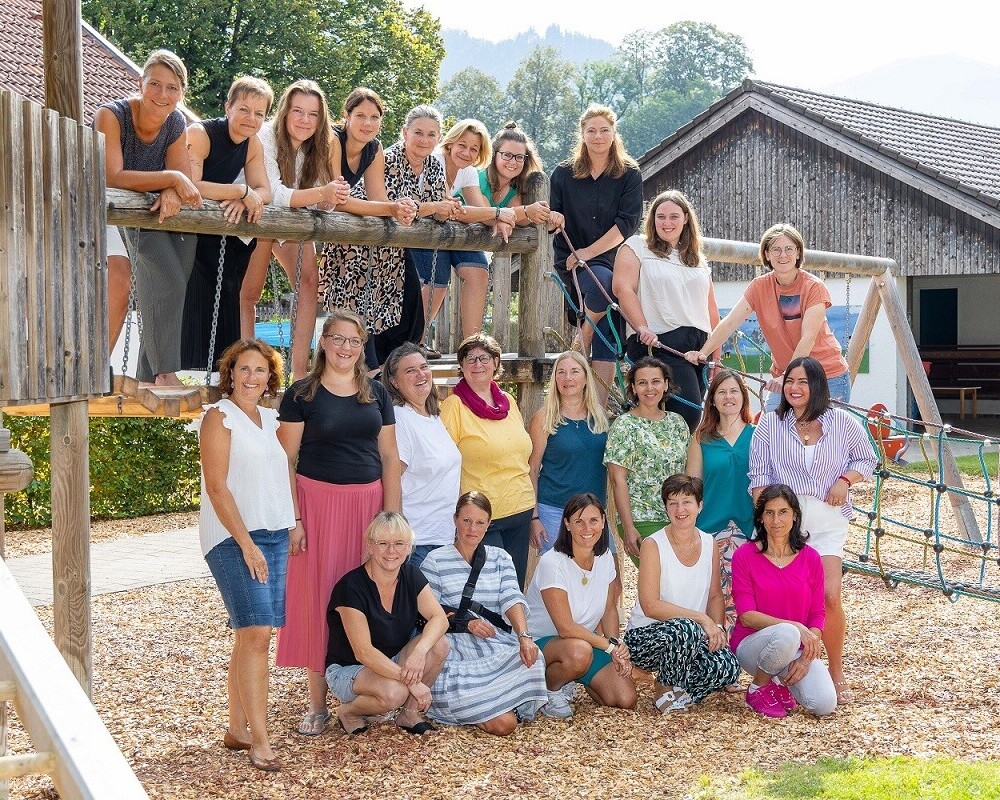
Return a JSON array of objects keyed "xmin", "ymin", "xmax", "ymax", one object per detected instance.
[{"xmin": 4, "ymin": 416, "xmax": 200, "ymax": 529}]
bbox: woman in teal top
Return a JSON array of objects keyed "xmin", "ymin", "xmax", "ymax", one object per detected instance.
[
  {"xmin": 478, "ymin": 123, "xmax": 551, "ymax": 235},
  {"xmin": 685, "ymin": 369, "xmax": 755, "ymax": 633}
]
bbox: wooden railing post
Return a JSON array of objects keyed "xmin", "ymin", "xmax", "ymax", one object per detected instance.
[{"xmin": 516, "ymin": 172, "xmax": 551, "ymax": 417}]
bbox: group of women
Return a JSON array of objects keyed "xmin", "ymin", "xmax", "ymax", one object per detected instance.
[{"xmin": 174, "ymin": 48, "xmax": 882, "ymax": 772}]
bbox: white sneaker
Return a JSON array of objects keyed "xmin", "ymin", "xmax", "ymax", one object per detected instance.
[
  {"xmin": 560, "ymin": 682, "xmax": 579, "ymax": 702},
  {"xmin": 542, "ymin": 689, "xmax": 574, "ymax": 719},
  {"xmin": 655, "ymin": 687, "xmax": 693, "ymax": 713}
]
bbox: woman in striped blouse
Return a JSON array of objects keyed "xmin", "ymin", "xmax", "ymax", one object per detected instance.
[{"xmin": 748, "ymin": 356, "xmax": 876, "ymax": 706}]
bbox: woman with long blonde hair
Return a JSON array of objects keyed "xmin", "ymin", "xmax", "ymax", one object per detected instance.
[
  {"xmin": 548, "ymin": 105, "xmax": 643, "ymax": 405},
  {"xmin": 276, "ymin": 308, "xmax": 402, "ymax": 735},
  {"xmin": 527, "ymin": 350, "xmax": 608, "ymax": 553}
]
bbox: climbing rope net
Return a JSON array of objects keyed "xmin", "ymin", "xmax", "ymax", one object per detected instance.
[{"xmin": 547, "ymin": 267, "xmax": 1000, "ymax": 604}]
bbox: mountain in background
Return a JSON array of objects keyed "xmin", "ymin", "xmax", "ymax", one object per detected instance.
[
  {"xmin": 440, "ymin": 25, "xmax": 614, "ymax": 86},
  {"xmin": 820, "ymin": 55, "xmax": 1000, "ymax": 128}
]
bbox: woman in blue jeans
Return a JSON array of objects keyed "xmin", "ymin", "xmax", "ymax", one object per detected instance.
[{"xmin": 199, "ymin": 339, "xmax": 295, "ymax": 771}]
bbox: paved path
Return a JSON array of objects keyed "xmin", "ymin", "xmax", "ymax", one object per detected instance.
[{"xmin": 6, "ymin": 527, "xmax": 209, "ymax": 607}]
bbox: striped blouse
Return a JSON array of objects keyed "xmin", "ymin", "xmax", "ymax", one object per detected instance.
[{"xmin": 748, "ymin": 408, "xmax": 877, "ymax": 518}]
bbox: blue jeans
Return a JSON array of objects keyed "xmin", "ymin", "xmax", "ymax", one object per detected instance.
[
  {"xmin": 408, "ymin": 543, "xmax": 443, "ymax": 570},
  {"xmin": 205, "ymin": 529, "xmax": 289, "ymax": 629}
]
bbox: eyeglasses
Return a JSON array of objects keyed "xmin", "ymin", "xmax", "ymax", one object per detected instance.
[
  {"xmin": 324, "ymin": 334, "xmax": 364, "ymax": 348},
  {"xmin": 463, "ymin": 353, "xmax": 494, "ymax": 365},
  {"xmin": 372, "ymin": 539, "xmax": 409, "ymax": 551},
  {"xmin": 767, "ymin": 245, "xmax": 798, "ymax": 257},
  {"xmin": 497, "ymin": 151, "xmax": 527, "ymax": 163}
]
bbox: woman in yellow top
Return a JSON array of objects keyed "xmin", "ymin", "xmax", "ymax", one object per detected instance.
[{"xmin": 440, "ymin": 333, "xmax": 535, "ymax": 588}]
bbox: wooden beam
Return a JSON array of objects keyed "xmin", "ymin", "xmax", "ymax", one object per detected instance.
[
  {"xmin": 874, "ymin": 274, "xmax": 981, "ymax": 543},
  {"xmin": 0, "ymin": 752, "xmax": 56, "ymax": 780},
  {"xmin": 107, "ymin": 189, "xmax": 539, "ymax": 252},
  {"xmin": 702, "ymin": 237, "xmax": 894, "ymax": 276},
  {"xmin": 516, "ymin": 173, "xmax": 550, "ymax": 419},
  {"xmin": 845, "ymin": 276, "xmax": 883, "ymax": 381}
]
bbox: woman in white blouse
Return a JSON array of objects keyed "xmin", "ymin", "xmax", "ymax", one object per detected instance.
[{"xmin": 613, "ymin": 190, "xmax": 719, "ymax": 431}]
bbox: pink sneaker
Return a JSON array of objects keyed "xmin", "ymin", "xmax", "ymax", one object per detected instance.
[
  {"xmin": 745, "ymin": 684, "xmax": 787, "ymax": 718},
  {"xmin": 771, "ymin": 681, "xmax": 797, "ymax": 711}
]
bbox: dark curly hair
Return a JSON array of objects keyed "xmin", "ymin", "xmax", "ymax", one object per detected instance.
[{"xmin": 217, "ymin": 338, "xmax": 283, "ymax": 399}]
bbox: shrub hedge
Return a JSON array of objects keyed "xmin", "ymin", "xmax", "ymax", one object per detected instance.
[{"xmin": 3, "ymin": 416, "xmax": 201, "ymax": 529}]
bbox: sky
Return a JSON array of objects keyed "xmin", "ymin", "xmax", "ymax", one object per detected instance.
[{"xmin": 403, "ymin": 0, "xmax": 1000, "ymax": 92}]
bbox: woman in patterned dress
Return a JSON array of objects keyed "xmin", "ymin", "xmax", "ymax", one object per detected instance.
[
  {"xmin": 605, "ymin": 356, "xmax": 690, "ymax": 564},
  {"xmin": 320, "ymin": 104, "xmax": 461, "ymax": 367},
  {"xmin": 420, "ymin": 492, "xmax": 547, "ymax": 734}
]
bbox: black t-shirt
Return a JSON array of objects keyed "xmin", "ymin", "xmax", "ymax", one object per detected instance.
[
  {"xmin": 549, "ymin": 163, "xmax": 643, "ymax": 272},
  {"xmin": 278, "ymin": 380, "xmax": 394, "ymax": 484},
  {"xmin": 326, "ymin": 563, "xmax": 428, "ymax": 668}
]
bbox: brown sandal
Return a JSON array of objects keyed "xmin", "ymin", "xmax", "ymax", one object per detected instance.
[
  {"xmin": 248, "ymin": 746, "xmax": 281, "ymax": 772},
  {"xmin": 223, "ymin": 730, "xmax": 252, "ymax": 751}
]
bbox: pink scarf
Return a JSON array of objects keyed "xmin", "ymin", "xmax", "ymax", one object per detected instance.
[{"xmin": 453, "ymin": 378, "xmax": 510, "ymax": 420}]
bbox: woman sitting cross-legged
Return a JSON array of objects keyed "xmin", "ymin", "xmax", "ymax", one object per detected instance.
[
  {"xmin": 731, "ymin": 484, "xmax": 836, "ymax": 718},
  {"xmin": 524, "ymin": 493, "xmax": 637, "ymax": 719},
  {"xmin": 324, "ymin": 512, "xmax": 450, "ymax": 736},
  {"xmin": 623, "ymin": 475, "xmax": 740, "ymax": 713},
  {"xmin": 420, "ymin": 491, "xmax": 548, "ymax": 735}
]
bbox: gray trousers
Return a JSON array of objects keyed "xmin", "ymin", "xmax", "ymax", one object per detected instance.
[
  {"xmin": 735, "ymin": 623, "xmax": 837, "ymax": 716},
  {"xmin": 130, "ymin": 230, "xmax": 196, "ymax": 381}
]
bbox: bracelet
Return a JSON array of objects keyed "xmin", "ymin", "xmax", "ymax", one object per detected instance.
[
  {"xmin": 517, "ymin": 631, "xmax": 532, "ymax": 639},
  {"xmin": 413, "ymin": 201, "xmax": 420, "ymax": 217},
  {"xmin": 837, "ymin": 474, "xmax": 853, "ymax": 488},
  {"xmin": 495, "ymin": 206, "xmax": 501, "ymax": 220},
  {"xmin": 241, "ymin": 183, "xmax": 250, "ymax": 199}
]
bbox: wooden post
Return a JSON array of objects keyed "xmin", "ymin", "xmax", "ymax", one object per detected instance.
[
  {"xmin": 43, "ymin": 0, "xmax": 93, "ymax": 693},
  {"xmin": 516, "ymin": 173, "xmax": 550, "ymax": 418},
  {"xmin": 874, "ymin": 273, "xmax": 981, "ymax": 543},
  {"xmin": 845, "ymin": 276, "xmax": 883, "ymax": 381},
  {"xmin": 490, "ymin": 254, "xmax": 513, "ymax": 349}
]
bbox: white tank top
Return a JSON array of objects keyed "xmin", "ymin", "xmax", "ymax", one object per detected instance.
[
  {"xmin": 627, "ymin": 528, "xmax": 714, "ymax": 629},
  {"xmin": 625, "ymin": 235, "xmax": 711, "ymax": 334},
  {"xmin": 198, "ymin": 399, "xmax": 296, "ymax": 556}
]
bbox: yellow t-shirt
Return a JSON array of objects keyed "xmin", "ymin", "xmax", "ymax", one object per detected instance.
[{"xmin": 439, "ymin": 392, "xmax": 535, "ymax": 520}]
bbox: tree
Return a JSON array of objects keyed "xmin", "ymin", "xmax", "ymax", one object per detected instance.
[
  {"xmin": 437, "ymin": 67, "xmax": 507, "ymax": 133},
  {"xmin": 617, "ymin": 85, "xmax": 717, "ymax": 158},
  {"xmin": 82, "ymin": 0, "xmax": 443, "ymax": 132},
  {"xmin": 505, "ymin": 46, "xmax": 578, "ymax": 168},
  {"xmin": 651, "ymin": 21, "xmax": 753, "ymax": 94}
]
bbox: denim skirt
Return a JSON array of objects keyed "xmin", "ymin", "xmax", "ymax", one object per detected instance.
[{"xmin": 205, "ymin": 528, "xmax": 289, "ymax": 629}]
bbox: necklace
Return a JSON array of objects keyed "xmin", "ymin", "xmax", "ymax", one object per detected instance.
[
  {"xmin": 794, "ymin": 415, "xmax": 815, "ymax": 443},
  {"xmin": 572, "ymin": 555, "xmax": 593, "ymax": 585}
]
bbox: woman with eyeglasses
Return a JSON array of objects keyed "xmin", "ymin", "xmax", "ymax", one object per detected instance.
[
  {"xmin": 684, "ymin": 223, "xmax": 851, "ymax": 411},
  {"xmin": 276, "ymin": 308, "xmax": 402, "ymax": 736},
  {"xmin": 440, "ymin": 333, "xmax": 535, "ymax": 588}
]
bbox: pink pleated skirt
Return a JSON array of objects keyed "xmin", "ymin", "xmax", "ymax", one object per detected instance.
[{"xmin": 276, "ymin": 475, "xmax": 382, "ymax": 673}]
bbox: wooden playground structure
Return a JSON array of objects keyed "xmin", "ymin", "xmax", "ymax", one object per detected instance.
[{"xmin": 0, "ymin": 3, "xmax": 987, "ymax": 797}]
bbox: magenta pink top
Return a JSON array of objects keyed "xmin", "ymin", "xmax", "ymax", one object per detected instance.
[{"xmin": 730, "ymin": 540, "xmax": 826, "ymax": 652}]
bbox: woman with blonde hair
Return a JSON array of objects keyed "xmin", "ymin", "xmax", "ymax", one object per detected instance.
[
  {"xmin": 416, "ymin": 118, "xmax": 517, "ymax": 349},
  {"xmin": 614, "ymin": 190, "xmax": 718, "ymax": 430},
  {"xmin": 325, "ymin": 511, "xmax": 449, "ymax": 735},
  {"xmin": 199, "ymin": 338, "xmax": 293, "ymax": 770},
  {"xmin": 94, "ymin": 48, "xmax": 202, "ymax": 383},
  {"xmin": 548, "ymin": 104, "xmax": 643, "ymax": 405},
  {"xmin": 527, "ymin": 350, "xmax": 608, "ymax": 553},
  {"xmin": 276, "ymin": 308, "xmax": 401, "ymax": 735}
]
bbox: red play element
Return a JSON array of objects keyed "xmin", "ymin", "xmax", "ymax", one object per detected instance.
[{"xmin": 867, "ymin": 403, "xmax": 908, "ymax": 463}]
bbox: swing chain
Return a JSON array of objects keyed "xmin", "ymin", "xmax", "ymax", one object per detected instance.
[
  {"xmin": 844, "ymin": 273, "xmax": 852, "ymax": 345},
  {"xmin": 121, "ymin": 227, "xmax": 139, "ymax": 377},
  {"xmin": 268, "ymin": 255, "xmax": 285, "ymax": 355},
  {"xmin": 289, "ymin": 242, "xmax": 304, "ymax": 377},
  {"xmin": 204, "ymin": 235, "xmax": 227, "ymax": 385}
]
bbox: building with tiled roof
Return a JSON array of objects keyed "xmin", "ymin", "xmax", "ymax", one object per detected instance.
[
  {"xmin": 0, "ymin": 0, "xmax": 140, "ymax": 124},
  {"xmin": 638, "ymin": 79, "xmax": 1000, "ymax": 417}
]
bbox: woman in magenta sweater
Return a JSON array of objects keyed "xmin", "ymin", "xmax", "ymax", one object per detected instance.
[{"xmin": 730, "ymin": 484, "xmax": 836, "ymax": 718}]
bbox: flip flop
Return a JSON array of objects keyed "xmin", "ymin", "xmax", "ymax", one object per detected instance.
[
  {"xmin": 396, "ymin": 720, "xmax": 434, "ymax": 735},
  {"xmin": 295, "ymin": 710, "xmax": 331, "ymax": 736},
  {"xmin": 834, "ymin": 681, "xmax": 854, "ymax": 705},
  {"xmin": 336, "ymin": 715, "xmax": 369, "ymax": 736}
]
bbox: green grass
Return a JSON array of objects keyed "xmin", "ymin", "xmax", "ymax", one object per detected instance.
[
  {"xmin": 690, "ymin": 757, "xmax": 1000, "ymax": 800},
  {"xmin": 896, "ymin": 452, "xmax": 998, "ymax": 477}
]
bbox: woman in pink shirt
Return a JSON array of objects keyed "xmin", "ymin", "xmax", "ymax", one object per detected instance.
[{"xmin": 730, "ymin": 484, "xmax": 836, "ymax": 718}]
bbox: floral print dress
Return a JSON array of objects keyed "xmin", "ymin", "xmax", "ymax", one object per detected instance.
[{"xmin": 318, "ymin": 142, "xmax": 447, "ymax": 334}]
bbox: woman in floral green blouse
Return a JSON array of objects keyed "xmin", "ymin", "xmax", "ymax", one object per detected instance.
[{"xmin": 605, "ymin": 356, "xmax": 690, "ymax": 564}]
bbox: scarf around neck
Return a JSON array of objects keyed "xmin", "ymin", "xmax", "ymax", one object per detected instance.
[{"xmin": 453, "ymin": 378, "xmax": 510, "ymax": 420}]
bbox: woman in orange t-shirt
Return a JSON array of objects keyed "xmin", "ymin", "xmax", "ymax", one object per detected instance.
[{"xmin": 684, "ymin": 224, "xmax": 849, "ymax": 411}]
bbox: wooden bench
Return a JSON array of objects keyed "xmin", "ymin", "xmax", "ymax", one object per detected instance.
[{"xmin": 931, "ymin": 386, "xmax": 981, "ymax": 420}]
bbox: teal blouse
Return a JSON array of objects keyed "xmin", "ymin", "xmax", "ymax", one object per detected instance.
[{"xmin": 696, "ymin": 424, "xmax": 755, "ymax": 537}]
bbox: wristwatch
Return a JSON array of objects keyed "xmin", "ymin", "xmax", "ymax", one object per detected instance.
[
  {"xmin": 605, "ymin": 636, "xmax": 620, "ymax": 654},
  {"xmin": 518, "ymin": 631, "xmax": 533, "ymax": 639}
]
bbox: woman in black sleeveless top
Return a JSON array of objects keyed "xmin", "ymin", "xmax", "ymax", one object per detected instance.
[{"xmin": 180, "ymin": 77, "xmax": 274, "ymax": 373}]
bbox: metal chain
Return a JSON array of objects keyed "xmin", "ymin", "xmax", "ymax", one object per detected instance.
[
  {"xmin": 844, "ymin": 273, "xmax": 852, "ymax": 345},
  {"xmin": 289, "ymin": 242, "xmax": 304, "ymax": 380},
  {"xmin": 204, "ymin": 235, "xmax": 227, "ymax": 385},
  {"xmin": 268, "ymin": 254, "xmax": 285, "ymax": 355},
  {"xmin": 424, "ymin": 249, "xmax": 440, "ymax": 350},
  {"xmin": 120, "ymin": 227, "xmax": 139, "ymax": 376}
]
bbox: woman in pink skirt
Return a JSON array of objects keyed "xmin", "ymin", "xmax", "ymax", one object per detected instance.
[{"xmin": 277, "ymin": 308, "xmax": 402, "ymax": 735}]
